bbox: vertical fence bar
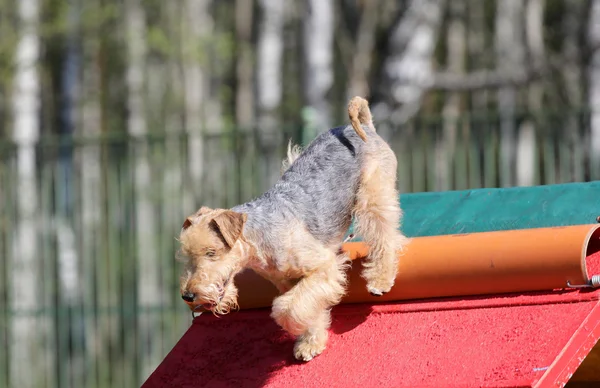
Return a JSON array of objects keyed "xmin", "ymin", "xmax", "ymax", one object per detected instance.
[
  {"xmin": 392, "ymin": 124, "xmax": 412, "ymax": 195},
  {"xmin": 71, "ymin": 139, "xmax": 85, "ymax": 388},
  {"xmin": 97, "ymin": 139, "xmax": 112, "ymax": 388},
  {"xmin": 542, "ymin": 114, "xmax": 556, "ymax": 185},
  {"xmin": 411, "ymin": 122, "xmax": 426, "ymax": 193},
  {"xmin": 103, "ymin": 141, "xmax": 119, "ymax": 387},
  {"xmin": 226, "ymin": 131, "xmax": 236, "ymax": 207},
  {"xmin": 571, "ymin": 110, "xmax": 585, "ymax": 182},
  {"xmin": 0, "ymin": 146, "xmax": 13, "ymax": 388},
  {"xmin": 237, "ymin": 130, "xmax": 252, "ymax": 203},
  {"xmin": 559, "ymin": 128, "xmax": 571, "ymax": 183},
  {"xmin": 151, "ymin": 136, "xmax": 166, "ymax": 376},
  {"xmin": 50, "ymin": 142, "xmax": 69, "ymax": 388},
  {"xmin": 158, "ymin": 135, "xmax": 169, "ymax": 369},
  {"xmin": 39, "ymin": 143, "xmax": 55, "ymax": 388},
  {"xmin": 455, "ymin": 117, "xmax": 469, "ymax": 191},
  {"xmin": 79, "ymin": 137, "xmax": 102, "ymax": 388},
  {"xmin": 168, "ymin": 133, "xmax": 185, "ymax": 353},
  {"xmin": 127, "ymin": 145, "xmax": 141, "ymax": 386},
  {"xmin": 0, "ymin": 159, "xmax": 4, "ymax": 388},
  {"xmin": 467, "ymin": 115, "xmax": 482, "ymax": 189},
  {"xmin": 484, "ymin": 118, "xmax": 499, "ymax": 188},
  {"xmin": 118, "ymin": 143, "xmax": 137, "ymax": 388},
  {"xmin": 424, "ymin": 121, "xmax": 437, "ymax": 192},
  {"xmin": 542, "ymin": 129, "xmax": 556, "ymax": 185},
  {"xmin": 106, "ymin": 137, "xmax": 120, "ymax": 387},
  {"xmin": 532, "ymin": 116, "xmax": 542, "ymax": 187}
]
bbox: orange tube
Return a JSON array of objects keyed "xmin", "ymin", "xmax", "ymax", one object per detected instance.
[{"xmin": 235, "ymin": 224, "xmax": 600, "ymax": 310}]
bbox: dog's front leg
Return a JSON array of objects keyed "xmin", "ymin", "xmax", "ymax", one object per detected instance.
[{"xmin": 270, "ymin": 255, "xmax": 346, "ymax": 361}]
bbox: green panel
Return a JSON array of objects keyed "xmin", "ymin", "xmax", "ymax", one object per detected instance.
[{"xmin": 349, "ymin": 181, "xmax": 600, "ymax": 238}]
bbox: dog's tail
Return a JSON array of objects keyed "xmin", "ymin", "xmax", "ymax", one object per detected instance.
[{"xmin": 347, "ymin": 96, "xmax": 375, "ymax": 142}]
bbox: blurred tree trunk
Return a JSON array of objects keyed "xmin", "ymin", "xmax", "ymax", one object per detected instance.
[
  {"xmin": 517, "ymin": 0, "xmax": 545, "ymax": 186},
  {"xmin": 10, "ymin": 0, "xmax": 42, "ymax": 386},
  {"xmin": 347, "ymin": 0, "xmax": 378, "ymax": 99},
  {"xmin": 496, "ymin": 0, "xmax": 525, "ymax": 187},
  {"xmin": 125, "ymin": 0, "xmax": 162, "ymax": 381},
  {"xmin": 438, "ymin": 0, "xmax": 465, "ymax": 191},
  {"xmin": 160, "ymin": 0, "xmax": 189, "ymax": 353},
  {"xmin": 302, "ymin": 0, "xmax": 333, "ymax": 138},
  {"xmin": 562, "ymin": 0, "xmax": 585, "ymax": 182},
  {"xmin": 76, "ymin": 0, "xmax": 119, "ymax": 386},
  {"xmin": 525, "ymin": 0, "xmax": 545, "ymax": 112},
  {"xmin": 58, "ymin": 1, "xmax": 84, "ymax": 385},
  {"xmin": 59, "ymin": 0, "xmax": 80, "ymax": 305},
  {"xmin": 183, "ymin": 0, "xmax": 209, "ymax": 205},
  {"xmin": 467, "ymin": 0, "xmax": 490, "ymax": 188},
  {"xmin": 78, "ymin": 1, "xmax": 104, "ymax": 382},
  {"xmin": 235, "ymin": 0, "xmax": 255, "ymax": 129},
  {"xmin": 204, "ymin": 6, "xmax": 223, "ymax": 137},
  {"xmin": 161, "ymin": 4, "xmax": 185, "ymax": 227},
  {"xmin": 235, "ymin": 0, "xmax": 256, "ymax": 202},
  {"xmin": 467, "ymin": 0, "xmax": 488, "ymax": 112},
  {"xmin": 183, "ymin": 0, "xmax": 233, "ymax": 208},
  {"xmin": 588, "ymin": 0, "xmax": 600, "ymax": 180},
  {"xmin": 372, "ymin": 0, "xmax": 445, "ymax": 139},
  {"xmin": 257, "ymin": 0, "xmax": 285, "ymax": 187}
]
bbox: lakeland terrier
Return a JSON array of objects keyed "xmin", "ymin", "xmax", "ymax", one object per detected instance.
[{"xmin": 177, "ymin": 97, "xmax": 409, "ymax": 361}]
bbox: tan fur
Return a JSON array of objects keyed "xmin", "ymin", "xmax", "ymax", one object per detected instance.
[
  {"xmin": 347, "ymin": 96, "xmax": 375, "ymax": 142},
  {"xmin": 176, "ymin": 96, "xmax": 408, "ymax": 361},
  {"xmin": 353, "ymin": 146, "xmax": 410, "ymax": 294},
  {"xmin": 281, "ymin": 140, "xmax": 303, "ymax": 175}
]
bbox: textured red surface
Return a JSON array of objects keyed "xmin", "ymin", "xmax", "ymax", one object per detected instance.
[
  {"xmin": 586, "ymin": 249, "xmax": 600, "ymax": 279},
  {"xmin": 143, "ymin": 252, "xmax": 600, "ymax": 388}
]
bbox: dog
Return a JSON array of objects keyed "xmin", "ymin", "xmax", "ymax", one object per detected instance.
[{"xmin": 177, "ymin": 96, "xmax": 409, "ymax": 361}]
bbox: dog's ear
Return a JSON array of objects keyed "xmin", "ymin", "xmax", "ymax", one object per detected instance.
[
  {"xmin": 181, "ymin": 217, "xmax": 194, "ymax": 231},
  {"xmin": 181, "ymin": 206, "xmax": 212, "ymax": 231},
  {"xmin": 211, "ymin": 211, "xmax": 247, "ymax": 248}
]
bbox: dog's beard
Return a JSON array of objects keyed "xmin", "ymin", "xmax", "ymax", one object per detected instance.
[
  {"xmin": 192, "ymin": 275, "xmax": 239, "ymax": 316},
  {"xmin": 208, "ymin": 263, "xmax": 243, "ymax": 315},
  {"xmin": 212, "ymin": 281, "xmax": 239, "ymax": 315}
]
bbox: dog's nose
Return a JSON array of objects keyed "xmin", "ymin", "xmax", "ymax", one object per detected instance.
[{"xmin": 181, "ymin": 292, "xmax": 196, "ymax": 302}]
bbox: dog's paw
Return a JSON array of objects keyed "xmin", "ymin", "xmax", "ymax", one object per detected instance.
[
  {"xmin": 366, "ymin": 279, "xmax": 394, "ymax": 296},
  {"xmin": 362, "ymin": 266, "xmax": 396, "ymax": 296},
  {"xmin": 293, "ymin": 332, "xmax": 327, "ymax": 362}
]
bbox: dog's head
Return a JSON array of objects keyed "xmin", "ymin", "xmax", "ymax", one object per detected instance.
[{"xmin": 177, "ymin": 207, "xmax": 248, "ymax": 315}]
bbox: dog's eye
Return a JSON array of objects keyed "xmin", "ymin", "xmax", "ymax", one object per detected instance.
[{"xmin": 206, "ymin": 250, "xmax": 215, "ymax": 257}]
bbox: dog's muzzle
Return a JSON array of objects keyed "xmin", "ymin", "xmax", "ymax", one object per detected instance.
[{"xmin": 184, "ymin": 276, "xmax": 233, "ymax": 319}]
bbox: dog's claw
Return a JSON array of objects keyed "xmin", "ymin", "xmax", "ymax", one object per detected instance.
[
  {"xmin": 367, "ymin": 286, "xmax": 389, "ymax": 297},
  {"xmin": 294, "ymin": 344, "xmax": 324, "ymax": 362},
  {"xmin": 365, "ymin": 276, "xmax": 395, "ymax": 296},
  {"xmin": 299, "ymin": 354, "xmax": 313, "ymax": 362}
]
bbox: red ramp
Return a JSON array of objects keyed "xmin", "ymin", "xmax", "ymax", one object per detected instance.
[{"xmin": 143, "ymin": 249, "xmax": 600, "ymax": 388}]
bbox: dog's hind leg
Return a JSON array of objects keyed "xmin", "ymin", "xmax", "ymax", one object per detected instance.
[
  {"xmin": 353, "ymin": 146, "xmax": 410, "ymax": 296},
  {"xmin": 270, "ymin": 249, "xmax": 347, "ymax": 361}
]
